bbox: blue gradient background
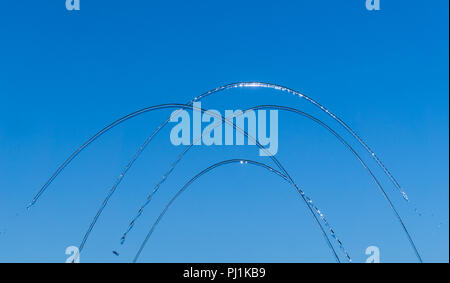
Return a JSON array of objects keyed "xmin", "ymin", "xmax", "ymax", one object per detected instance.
[{"xmin": 0, "ymin": 0, "xmax": 448, "ymax": 262}]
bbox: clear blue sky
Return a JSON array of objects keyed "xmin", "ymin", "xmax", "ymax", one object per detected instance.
[{"xmin": 0, "ymin": 0, "xmax": 448, "ymax": 263}]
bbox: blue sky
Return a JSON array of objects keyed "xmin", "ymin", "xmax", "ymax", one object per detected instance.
[{"xmin": 0, "ymin": 0, "xmax": 448, "ymax": 262}]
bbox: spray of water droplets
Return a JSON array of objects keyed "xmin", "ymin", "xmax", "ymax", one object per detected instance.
[
  {"xmin": 27, "ymin": 82, "xmax": 421, "ymax": 262},
  {"xmin": 132, "ymin": 159, "xmax": 348, "ymax": 263}
]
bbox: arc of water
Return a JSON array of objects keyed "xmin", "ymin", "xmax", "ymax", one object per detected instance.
[
  {"xmin": 29, "ymin": 103, "xmax": 344, "ymax": 262},
  {"xmin": 122, "ymin": 105, "xmax": 421, "ymax": 262},
  {"xmin": 191, "ymin": 82, "xmax": 409, "ymax": 202},
  {"xmin": 29, "ymin": 82, "xmax": 409, "ymax": 209},
  {"xmin": 133, "ymin": 159, "xmax": 319, "ymax": 263},
  {"xmin": 73, "ymin": 82, "xmax": 413, "ymax": 258},
  {"xmin": 80, "ymin": 104, "xmax": 346, "ymax": 262},
  {"xmin": 30, "ymin": 82, "xmax": 413, "ymax": 262}
]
